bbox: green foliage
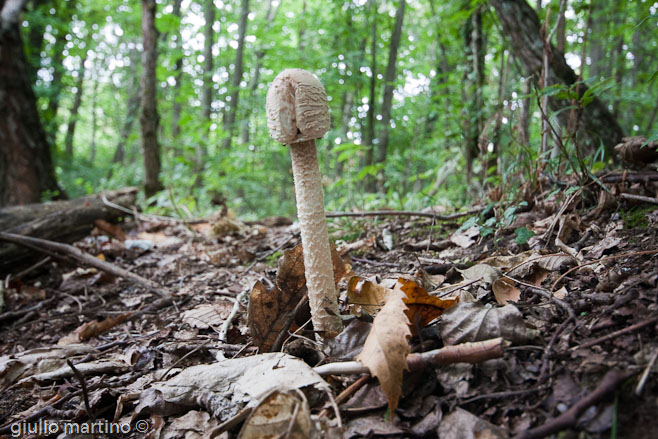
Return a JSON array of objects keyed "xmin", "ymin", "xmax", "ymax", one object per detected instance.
[{"xmin": 22, "ymin": 0, "xmax": 658, "ymax": 219}]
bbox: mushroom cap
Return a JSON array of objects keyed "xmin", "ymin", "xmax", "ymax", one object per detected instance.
[{"xmin": 266, "ymin": 68, "xmax": 331, "ymax": 145}]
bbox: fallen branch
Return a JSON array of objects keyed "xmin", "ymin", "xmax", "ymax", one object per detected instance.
[
  {"xmin": 325, "ymin": 207, "xmax": 483, "ymax": 220},
  {"xmin": 0, "ymin": 232, "xmax": 170, "ymax": 299},
  {"xmin": 599, "ymin": 171, "xmax": 658, "ymax": 183},
  {"xmin": 573, "ymin": 315, "xmax": 658, "ymax": 351},
  {"xmin": 314, "ymin": 338, "xmax": 505, "ymax": 376},
  {"xmin": 515, "ymin": 369, "xmax": 638, "ymax": 439},
  {"xmin": 620, "ymin": 193, "xmax": 658, "ymax": 205}
]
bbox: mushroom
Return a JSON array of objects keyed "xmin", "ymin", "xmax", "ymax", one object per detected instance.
[{"xmin": 266, "ymin": 68, "xmax": 343, "ymax": 338}]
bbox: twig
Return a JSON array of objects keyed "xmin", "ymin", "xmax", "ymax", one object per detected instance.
[
  {"xmin": 272, "ymin": 295, "xmax": 309, "ymax": 352},
  {"xmin": 537, "ymin": 316, "xmax": 575, "ymax": 385},
  {"xmin": 158, "ymin": 340, "xmax": 211, "ymax": 381},
  {"xmin": 600, "ymin": 171, "xmax": 658, "ymax": 183},
  {"xmin": 515, "ymin": 369, "xmax": 638, "ymax": 439},
  {"xmin": 351, "ymin": 257, "xmax": 400, "ymax": 268},
  {"xmin": 66, "ymin": 360, "xmax": 93, "ymax": 419},
  {"xmin": 525, "ymin": 286, "xmax": 575, "ymax": 319},
  {"xmin": 0, "ymin": 296, "xmax": 57, "ymax": 324},
  {"xmin": 573, "ymin": 315, "xmax": 658, "ymax": 351},
  {"xmin": 460, "ymin": 385, "xmax": 549, "ymax": 405},
  {"xmin": 325, "ymin": 207, "xmax": 483, "ymax": 220},
  {"xmin": 314, "ymin": 338, "xmax": 505, "ymax": 376},
  {"xmin": 219, "ymin": 289, "xmax": 249, "ymax": 343},
  {"xmin": 0, "ymin": 232, "xmax": 170, "ymax": 299},
  {"xmin": 551, "ymin": 249, "xmax": 658, "ymax": 293},
  {"xmin": 635, "ymin": 347, "xmax": 658, "ymax": 396},
  {"xmin": 620, "ymin": 193, "xmax": 658, "ymax": 205},
  {"xmin": 319, "ymin": 374, "xmax": 370, "ymax": 418}
]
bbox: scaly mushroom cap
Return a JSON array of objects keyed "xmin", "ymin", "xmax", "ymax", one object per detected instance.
[{"xmin": 266, "ymin": 68, "xmax": 331, "ymax": 145}]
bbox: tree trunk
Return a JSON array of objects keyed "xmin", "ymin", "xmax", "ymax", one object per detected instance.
[
  {"xmin": 25, "ymin": 0, "xmax": 44, "ymax": 86},
  {"xmin": 0, "ymin": 0, "xmax": 65, "ymax": 207},
  {"xmin": 64, "ymin": 52, "xmax": 87, "ymax": 157},
  {"xmin": 491, "ymin": 0, "xmax": 624, "ymax": 158},
  {"xmin": 140, "ymin": 0, "xmax": 163, "ymax": 197},
  {"xmin": 362, "ymin": 0, "xmax": 378, "ymax": 192},
  {"xmin": 462, "ymin": 4, "xmax": 485, "ymax": 183},
  {"xmin": 374, "ymin": 0, "xmax": 405, "ymax": 192},
  {"xmin": 587, "ymin": 0, "xmax": 607, "ymax": 80},
  {"xmin": 90, "ymin": 74, "xmax": 98, "ymax": 164},
  {"xmin": 200, "ymin": 0, "xmax": 214, "ymax": 124},
  {"xmin": 519, "ymin": 79, "xmax": 531, "ymax": 147},
  {"xmin": 221, "ymin": 0, "xmax": 249, "ymax": 150},
  {"xmin": 43, "ymin": 32, "xmax": 66, "ymax": 139},
  {"xmin": 0, "ymin": 188, "xmax": 137, "ymax": 274},
  {"xmin": 112, "ymin": 50, "xmax": 141, "ymax": 164},
  {"xmin": 171, "ymin": 0, "xmax": 183, "ymax": 140}
]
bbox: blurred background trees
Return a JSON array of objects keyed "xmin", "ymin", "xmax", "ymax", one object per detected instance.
[{"xmin": 1, "ymin": 0, "xmax": 656, "ymax": 217}]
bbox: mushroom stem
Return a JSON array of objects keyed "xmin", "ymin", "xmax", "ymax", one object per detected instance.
[{"xmin": 289, "ymin": 140, "xmax": 343, "ymax": 338}]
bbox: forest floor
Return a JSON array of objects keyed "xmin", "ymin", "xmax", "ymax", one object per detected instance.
[{"xmin": 1, "ymin": 174, "xmax": 657, "ymax": 439}]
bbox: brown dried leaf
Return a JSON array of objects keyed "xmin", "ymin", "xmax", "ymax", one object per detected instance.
[
  {"xmin": 396, "ymin": 278, "xmax": 459, "ymax": 336},
  {"xmin": 248, "ymin": 244, "xmax": 348, "ymax": 352},
  {"xmin": 491, "ymin": 277, "xmax": 521, "ymax": 305},
  {"xmin": 58, "ymin": 313, "xmax": 133, "ymax": 344},
  {"xmin": 347, "ymin": 277, "xmax": 389, "ymax": 316},
  {"xmin": 356, "ymin": 287, "xmax": 411, "ymax": 413}
]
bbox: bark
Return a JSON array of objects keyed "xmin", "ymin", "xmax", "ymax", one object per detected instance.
[
  {"xmin": 519, "ymin": 79, "xmax": 531, "ymax": 147},
  {"xmin": 462, "ymin": 4, "xmax": 485, "ymax": 183},
  {"xmin": 240, "ymin": 0, "xmax": 279, "ymax": 144},
  {"xmin": 64, "ymin": 52, "xmax": 87, "ymax": 157},
  {"xmin": 221, "ymin": 0, "xmax": 249, "ymax": 150},
  {"xmin": 139, "ymin": 0, "xmax": 163, "ymax": 197},
  {"xmin": 0, "ymin": 188, "xmax": 137, "ymax": 274},
  {"xmin": 200, "ymin": 0, "xmax": 214, "ymax": 123},
  {"xmin": 587, "ymin": 0, "xmax": 607, "ymax": 80},
  {"xmin": 89, "ymin": 75, "xmax": 98, "ymax": 164},
  {"xmin": 24, "ymin": 0, "xmax": 44, "ymax": 85},
  {"xmin": 112, "ymin": 50, "xmax": 141, "ymax": 164},
  {"xmin": 0, "ymin": 0, "xmax": 65, "ymax": 207},
  {"xmin": 555, "ymin": 6, "xmax": 565, "ymax": 53},
  {"xmin": 424, "ymin": 43, "xmax": 449, "ymax": 138},
  {"xmin": 171, "ymin": 0, "xmax": 183, "ymax": 140},
  {"xmin": 374, "ymin": 0, "xmax": 405, "ymax": 192},
  {"xmin": 491, "ymin": 0, "xmax": 624, "ymax": 158},
  {"xmin": 362, "ymin": 0, "xmax": 378, "ymax": 192}
]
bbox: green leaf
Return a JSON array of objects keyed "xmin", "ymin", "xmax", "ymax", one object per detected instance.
[{"xmin": 514, "ymin": 227, "xmax": 535, "ymax": 245}]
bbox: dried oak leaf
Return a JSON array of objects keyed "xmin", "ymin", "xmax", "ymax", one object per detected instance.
[
  {"xmin": 347, "ymin": 277, "xmax": 389, "ymax": 316},
  {"xmin": 248, "ymin": 244, "xmax": 347, "ymax": 353},
  {"xmin": 396, "ymin": 278, "xmax": 459, "ymax": 335},
  {"xmin": 491, "ymin": 277, "xmax": 521, "ymax": 305},
  {"xmin": 356, "ymin": 287, "xmax": 411, "ymax": 414}
]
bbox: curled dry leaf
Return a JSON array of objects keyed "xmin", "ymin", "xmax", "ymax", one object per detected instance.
[
  {"xmin": 396, "ymin": 278, "xmax": 459, "ymax": 335},
  {"xmin": 491, "ymin": 277, "xmax": 521, "ymax": 305},
  {"xmin": 347, "ymin": 277, "xmax": 389, "ymax": 316},
  {"xmin": 356, "ymin": 287, "xmax": 411, "ymax": 414},
  {"xmin": 248, "ymin": 244, "xmax": 348, "ymax": 352}
]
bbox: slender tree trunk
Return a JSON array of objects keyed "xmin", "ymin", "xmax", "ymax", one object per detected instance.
[
  {"xmin": 462, "ymin": 4, "xmax": 485, "ymax": 183},
  {"xmin": 519, "ymin": 79, "xmax": 531, "ymax": 147},
  {"xmin": 587, "ymin": 0, "xmax": 606, "ymax": 80},
  {"xmin": 64, "ymin": 52, "xmax": 87, "ymax": 157},
  {"xmin": 240, "ymin": 0, "xmax": 279, "ymax": 144},
  {"xmin": 555, "ymin": 6, "xmax": 566, "ymax": 53},
  {"xmin": 171, "ymin": 0, "xmax": 183, "ymax": 140},
  {"xmin": 200, "ymin": 0, "xmax": 214, "ymax": 124},
  {"xmin": 89, "ymin": 75, "xmax": 98, "ymax": 164},
  {"xmin": 488, "ymin": 51, "xmax": 510, "ymax": 182},
  {"xmin": 112, "ymin": 50, "xmax": 141, "ymax": 164},
  {"xmin": 43, "ymin": 33, "xmax": 66, "ymax": 139},
  {"xmin": 221, "ymin": 0, "xmax": 249, "ymax": 150},
  {"xmin": 140, "ymin": 0, "xmax": 163, "ymax": 197},
  {"xmin": 363, "ymin": 0, "xmax": 378, "ymax": 192},
  {"xmin": 424, "ymin": 43, "xmax": 449, "ymax": 138},
  {"xmin": 298, "ymin": 0, "xmax": 306, "ymax": 51},
  {"xmin": 374, "ymin": 0, "xmax": 405, "ymax": 192},
  {"xmin": 491, "ymin": 0, "xmax": 624, "ymax": 158},
  {"xmin": 0, "ymin": 0, "xmax": 65, "ymax": 206}
]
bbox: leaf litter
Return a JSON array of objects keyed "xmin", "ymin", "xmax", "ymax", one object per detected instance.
[{"xmin": 0, "ymin": 190, "xmax": 657, "ymax": 438}]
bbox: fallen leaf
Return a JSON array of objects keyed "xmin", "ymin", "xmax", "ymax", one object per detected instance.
[
  {"xmin": 248, "ymin": 244, "xmax": 348, "ymax": 352},
  {"xmin": 491, "ymin": 277, "xmax": 521, "ymax": 305},
  {"xmin": 440, "ymin": 292, "xmax": 530, "ymax": 345},
  {"xmin": 356, "ymin": 287, "xmax": 411, "ymax": 414},
  {"xmin": 182, "ymin": 303, "xmax": 234, "ymax": 329},
  {"xmin": 450, "ymin": 225, "xmax": 479, "ymax": 248},
  {"xmin": 395, "ymin": 278, "xmax": 459, "ymax": 335},
  {"xmin": 347, "ymin": 277, "xmax": 389, "ymax": 316},
  {"xmin": 239, "ymin": 390, "xmax": 314, "ymax": 439},
  {"xmin": 58, "ymin": 313, "xmax": 133, "ymax": 344},
  {"xmin": 458, "ymin": 264, "xmax": 502, "ymax": 285},
  {"xmin": 438, "ymin": 407, "xmax": 509, "ymax": 439}
]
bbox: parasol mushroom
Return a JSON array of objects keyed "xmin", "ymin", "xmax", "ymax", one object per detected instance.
[{"xmin": 266, "ymin": 68, "xmax": 343, "ymax": 338}]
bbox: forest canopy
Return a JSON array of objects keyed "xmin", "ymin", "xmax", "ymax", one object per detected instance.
[{"xmin": 1, "ymin": 0, "xmax": 657, "ymax": 218}]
